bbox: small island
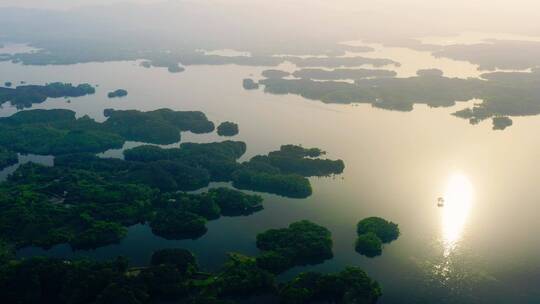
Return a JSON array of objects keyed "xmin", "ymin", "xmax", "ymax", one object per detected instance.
[
  {"xmin": 355, "ymin": 217, "xmax": 400, "ymax": 257},
  {"xmin": 3, "ymin": 82, "xmax": 11, "ymax": 87},
  {"xmin": 242, "ymin": 78, "xmax": 259, "ymax": 90},
  {"xmin": 217, "ymin": 121, "xmax": 239, "ymax": 136},
  {"xmin": 107, "ymin": 89, "xmax": 128, "ymax": 98},
  {"xmin": 256, "ymin": 220, "xmax": 333, "ymax": 273},
  {"xmin": 492, "ymin": 116, "xmax": 513, "ymax": 130}
]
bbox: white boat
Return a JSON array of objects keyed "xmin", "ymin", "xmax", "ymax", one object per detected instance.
[{"xmin": 437, "ymin": 197, "xmax": 445, "ymax": 207}]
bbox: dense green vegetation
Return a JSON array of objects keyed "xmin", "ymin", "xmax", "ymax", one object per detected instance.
[
  {"xmin": 0, "ymin": 82, "xmax": 95, "ymax": 109},
  {"xmin": 217, "ymin": 121, "xmax": 239, "ymax": 136},
  {"xmin": 0, "ymin": 248, "xmax": 382, "ymax": 304},
  {"xmin": 103, "ymin": 108, "xmax": 215, "ymax": 144},
  {"xmin": 256, "ymin": 220, "xmax": 333, "ymax": 273},
  {"xmin": 0, "ymin": 147, "xmax": 17, "ymax": 169},
  {"xmin": 0, "ymin": 153, "xmax": 267, "ymax": 248},
  {"xmin": 125, "ymin": 143, "xmax": 343, "ymax": 198},
  {"xmin": 107, "ymin": 89, "xmax": 128, "ymax": 98},
  {"xmin": 232, "ymin": 145, "xmax": 344, "ymax": 198},
  {"xmin": 355, "ymin": 217, "xmax": 400, "ymax": 257},
  {"xmin": 242, "ymin": 78, "xmax": 259, "ymax": 90},
  {"xmin": 0, "ymin": 108, "xmax": 215, "ymax": 155},
  {"xmin": 279, "ymin": 267, "xmax": 382, "ymax": 304},
  {"xmin": 355, "ymin": 232, "xmax": 383, "ymax": 257}
]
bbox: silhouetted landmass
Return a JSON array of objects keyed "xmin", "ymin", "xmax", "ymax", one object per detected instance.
[
  {"xmin": 217, "ymin": 121, "xmax": 239, "ymax": 136},
  {"xmin": 261, "ymin": 69, "xmax": 291, "ymax": 78},
  {"xmin": 260, "ymin": 68, "xmax": 540, "ymax": 129},
  {"xmin": 107, "ymin": 89, "xmax": 128, "ymax": 98},
  {"xmin": 355, "ymin": 217, "xmax": 400, "ymax": 257},
  {"xmin": 0, "ymin": 82, "xmax": 95, "ymax": 109},
  {"xmin": 242, "ymin": 78, "xmax": 259, "ymax": 90},
  {"xmin": 492, "ymin": 116, "xmax": 513, "ymax": 130},
  {"xmin": 3, "ymin": 82, "xmax": 11, "ymax": 87},
  {"xmin": 284, "ymin": 56, "xmax": 400, "ymax": 68},
  {"xmin": 256, "ymin": 220, "xmax": 333, "ymax": 273},
  {"xmin": 0, "ymin": 249, "xmax": 382, "ymax": 304},
  {"xmin": 434, "ymin": 40, "xmax": 540, "ymax": 70},
  {"xmin": 0, "ymin": 147, "xmax": 17, "ymax": 170},
  {"xmin": 292, "ymin": 68, "xmax": 397, "ymax": 80}
]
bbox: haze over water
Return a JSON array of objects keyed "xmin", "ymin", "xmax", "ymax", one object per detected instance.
[
  {"xmin": 2, "ymin": 1, "xmax": 540, "ymax": 303},
  {"xmin": 0, "ymin": 40, "xmax": 537, "ymax": 303}
]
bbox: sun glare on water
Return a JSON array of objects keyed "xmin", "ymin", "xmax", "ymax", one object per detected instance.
[{"xmin": 441, "ymin": 173, "xmax": 473, "ymax": 257}]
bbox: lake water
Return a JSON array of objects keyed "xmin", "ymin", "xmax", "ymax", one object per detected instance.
[{"xmin": 4, "ymin": 45, "xmax": 540, "ymax": 303}]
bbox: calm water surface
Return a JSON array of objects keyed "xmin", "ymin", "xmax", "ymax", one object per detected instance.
[{"xmin": 3, "ymin": 48, "xmax": 540, "ymax": 303}]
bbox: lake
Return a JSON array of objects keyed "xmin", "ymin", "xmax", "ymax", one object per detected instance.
[{"xmin": 4, "ymin": 42, "xmax": 540, "ymax": 303}]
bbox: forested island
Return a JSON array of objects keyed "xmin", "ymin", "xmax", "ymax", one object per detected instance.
[
  {"xmin": 0, "ymin": 247, "xmax": 381, "ymax": 304},
  {"xmin": 0, "ymin": 82, "xmax": 95, "ymax": 109},
  {"xmin": 107, "ymin": 89, "xmax": 128, "ymax": 98},
  {"xmin": 257, "ymin": 67, "xmax": 540, "ymax": 129},
  {"xmin": 217, "ymin": 121, "xmax": 239, "ymax": 136},
  {"xmin": 0, "ymin": 108, "xmax": 345, "ymax": 250},
  {"xmin": 242, "ymin": 78, "xmax": 259, "ymax": 90},
  {"xmin": 355, "ymin": 217, "xmax": 400, "ymax": 257},
  {"xmin": 256, "ymin": 220, "xmax": 333, "ymax": 273}
]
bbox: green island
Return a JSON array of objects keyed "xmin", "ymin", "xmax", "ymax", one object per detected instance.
[
  {"xmin": 355, "ymin": 217, "xmax": 400, "ymax": 257},
  {"xmin": 217, "ymin": 121, "xmax": 239, "ymax": 136},
  {"xmin": 258, "ymin": 67, "xmax": 540, "ymax": 129},
  {"xmin": 125, "ymin": 142, "xmax": 344, "ymax": 198},
  {"xmin": 0, "ymin": 82, "xmax": 95, "ymax": 109},
  {"xmin": 107, "ymin": 89, "xmax": 128, "ymax": 98},
  {"xmin": 255, "ymin": 220, "xmax": 333, "ymax": 273},
  {"xmin": 0, "ymin": 147, "xmax": 17, "ymax": 170},
  {"xmin": 0, "ymin": 248, "xmax": 381, "ymax": 304},
  {"xmin": 0, "ymin": 108, "xmax": 215, "ymax": 155}
]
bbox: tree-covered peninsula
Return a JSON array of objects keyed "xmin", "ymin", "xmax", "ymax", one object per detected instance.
[
  {"xmin": 0, "ymin": 82, "xmax": 95, "ymax": 109},
  {"xmin": 0, "ymin": 108, "xmax": 215, "ymax": 155}
]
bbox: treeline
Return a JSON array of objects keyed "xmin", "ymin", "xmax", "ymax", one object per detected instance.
[
  {"xmin": 0, "ymin": 82, "xmax": 95, "ymax": 109},
  {"xmin": 0, "ymin": 248, "xmax": 382, "ymax": 304}
]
